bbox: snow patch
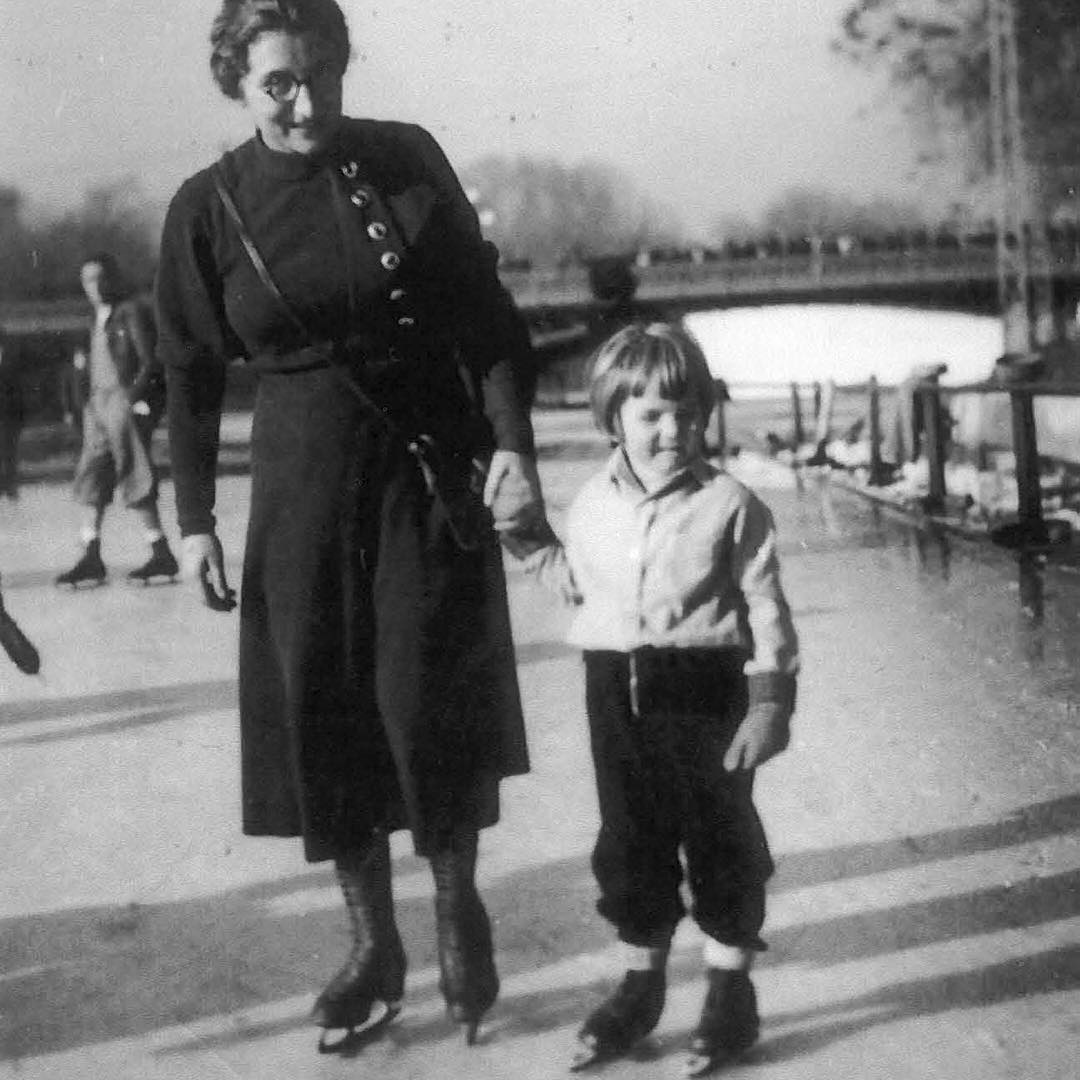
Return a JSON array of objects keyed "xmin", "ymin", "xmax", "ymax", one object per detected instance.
[{"xmin": 686, "ymin": 304, "xmax": 1004, "ymax": 390}]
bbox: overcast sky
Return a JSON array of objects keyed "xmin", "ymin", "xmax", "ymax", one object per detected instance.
[{"xmin": 2, "ymin": 0, "xmax": 954, "ymax": 236}]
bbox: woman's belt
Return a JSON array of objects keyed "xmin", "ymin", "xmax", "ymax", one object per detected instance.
[{"xmin": 247, "ymin": 333, "xmax": 419, "ymax": 378}]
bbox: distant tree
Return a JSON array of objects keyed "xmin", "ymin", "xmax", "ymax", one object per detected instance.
[
  {"xmin": 708, "ymin": 212, "xmax": 757, "ymax": 245},
  {"xmin": 760, "ymin": 186, "xmax": 928, "ymax": 238},
  {"xmin": 0, "ymin": 186, "xmax": 32, "ymax": 301},
  {"xmin": 0, "ymin": 179, "xmax": 158, "ymax": 300},
  {"xmin": 461, "ymin": 155, "xmax": 682, "ymax": 265},
  {"xmin": 834, "ymin": 0, "xmax": 1080, "ymax": 213}
]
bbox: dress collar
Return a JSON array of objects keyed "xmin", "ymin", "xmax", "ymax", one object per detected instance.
[{"xmin": 249, "ymin": 126, "xmax": 344, "ymax": 180}]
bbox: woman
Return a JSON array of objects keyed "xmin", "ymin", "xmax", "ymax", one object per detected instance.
[{"xmin": 156, "ymin": 0, "xmax": 544, "ymax": 1051}]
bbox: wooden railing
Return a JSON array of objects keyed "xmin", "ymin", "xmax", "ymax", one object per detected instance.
[
  {"xmin": 912, "ymin": 379, "xmax": 1080, "ymax": 541},
  {"xmin": 756, "ymin": 372, "xmax": 1080, "ymax": 543}
]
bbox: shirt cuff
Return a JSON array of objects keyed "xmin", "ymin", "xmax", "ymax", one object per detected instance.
[{"xmin": 747, "ymin": 671, "xmax": 797, "ymax": 712}]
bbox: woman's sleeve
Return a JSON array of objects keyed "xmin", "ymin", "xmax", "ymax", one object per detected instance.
[
  {"xmin": 155, "ymin": 184, "xmax": 239, "ymax": 537},
  {"xmin": 410, "ymin": 126, "xmax": 536, "ymax": 455}
]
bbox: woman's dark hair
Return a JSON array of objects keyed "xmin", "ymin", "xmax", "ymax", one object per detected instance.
[{"xmin": 210, "ymin": 0, "xmax": 351, "ymax": 100}]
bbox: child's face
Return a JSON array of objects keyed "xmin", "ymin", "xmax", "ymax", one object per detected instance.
[{"xmin": 617, "ymin": 376, "xmax": 703, "ymax": 488}]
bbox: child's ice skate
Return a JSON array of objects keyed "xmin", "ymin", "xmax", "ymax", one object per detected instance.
[
  {"xmin": 569, "ymin": 969, "xmax": 666, "ymax": 1071},
  {"xmin": 681, "ymin": 969, "xmax": 759, "ymax": 1077}
]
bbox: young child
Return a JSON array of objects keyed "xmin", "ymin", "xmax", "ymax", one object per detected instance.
[{"xmin": 519, "ymin": 322, "xmax": 799, "ymax": 1075}]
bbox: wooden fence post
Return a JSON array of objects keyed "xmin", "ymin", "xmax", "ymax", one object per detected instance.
[
  {"xmin": 920, "ymin": 382, "xmax": 947, "ymax": 513},
  {"xmin": 866, "ymin": 375, "xmax": 890, "ymax": 486},
  {"xmin": 790, "ymin": 382, "xmax": 804, "ymax": 448},
  {"xmin": 814, "ymin": 379, "xmax": 836, "ymax": 449},
  {"xmin": 1010, "ymin": 389, "xmax": 1043, "ymax": 529}
]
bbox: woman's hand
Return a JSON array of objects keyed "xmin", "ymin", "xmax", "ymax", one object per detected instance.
[
  {"xmin": 484, "ymin": 450, "xmax": 556, "ymax": 557},
  {"xmin": 483, "ymin": 450, "xmax": 543, "ymax": 527},
  {"xmin": 182, "ymin": 533, "xmax": 237, "ymax": 613}
]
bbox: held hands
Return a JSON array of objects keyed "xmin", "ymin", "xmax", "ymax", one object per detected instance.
[
  {"xmin": 182, "ymin": 533, "xmax": 237, "ymax": 613},
  {"xmin": 483, "ymin": 450, "xmax": 543, "ymax": 520},
  {"xmin": 131, "ymin": 400, "xmax": 152, "ymax": 417},
  {"xmin": 484, "ymin": 450, "xmax": 555, "ymax": 558}
]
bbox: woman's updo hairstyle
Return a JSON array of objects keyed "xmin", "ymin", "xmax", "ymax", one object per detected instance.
[{"xmin": 210, "ymin": 0, "xmax": 351, "ymax": 100}]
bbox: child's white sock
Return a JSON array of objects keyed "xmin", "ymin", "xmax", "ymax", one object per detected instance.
[
  {"xmin": 702, "ymin": 939, "xmax": 754, "ymax": 972},
  {"xmin": 620, "ymin": 941, "xmax": 669, "ymax": 971}
]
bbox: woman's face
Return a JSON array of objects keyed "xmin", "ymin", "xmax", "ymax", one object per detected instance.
[{"xmin": 238, "ymin": 30, "xmax": 344, "ymax": 156}]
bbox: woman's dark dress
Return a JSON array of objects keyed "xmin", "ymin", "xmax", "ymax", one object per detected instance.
[{"xmin": 156, "ymin": 119, "xmax": 533, "ymax": 860}]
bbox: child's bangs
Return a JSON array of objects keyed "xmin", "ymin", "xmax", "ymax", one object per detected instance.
[{"xmin": 629, "ymin": 334, "xmax": 693, "ymax": 400}]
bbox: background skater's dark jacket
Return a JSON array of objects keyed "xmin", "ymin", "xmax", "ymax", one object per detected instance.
[{"xmin": 90, "ymin": 298, "xmax": 164, "ymax": 418}]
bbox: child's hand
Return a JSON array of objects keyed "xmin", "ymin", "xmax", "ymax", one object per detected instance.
[
  {"xmin": 724, "ymin": 673, "xmax": 797, "ymax": 771},
  {"xmin": 723, "ymin": 702, "xmax": 790, "ymax": 771}
]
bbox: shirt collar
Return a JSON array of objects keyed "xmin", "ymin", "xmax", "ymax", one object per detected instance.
[{"xmin": 606, "ymin": 448, "xmax": 716, "ymax": 501}]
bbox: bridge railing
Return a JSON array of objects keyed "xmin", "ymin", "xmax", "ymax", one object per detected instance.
[
  {"xmin": 496, "ymin": 244, "xmax": 1060, "ymax": 310},
  {"xmin": 4, "ymin": 242, "xmax": 1080, "ymax": 334}
]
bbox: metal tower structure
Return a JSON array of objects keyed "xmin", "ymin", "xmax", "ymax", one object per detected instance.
[{"xmin": 987, "ymin": 0, "xmax": 1053, "ymax": 352}]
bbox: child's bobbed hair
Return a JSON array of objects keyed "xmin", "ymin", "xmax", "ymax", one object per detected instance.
[{"xmin": 588, "ymin": 322, "xmax": 716, "ymax": 440}]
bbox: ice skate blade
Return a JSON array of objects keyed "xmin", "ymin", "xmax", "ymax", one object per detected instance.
[
  {"xmin": 56, "ymin": 578, "xmax": 107, "ymax": 590},
  {"xmin": 315, "ymin": 999, "xmax": 399, "ymax": 1055},
  {"xmin": 682, "ymin": 1040, "xmax": 754, "ymax": 1077},
  {"xmin": 570, "ymin": 1034, "xmax": 630, "ymax": 1072}
]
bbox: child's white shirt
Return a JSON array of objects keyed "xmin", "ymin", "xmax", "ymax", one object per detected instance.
[{"xmin": 526, "ymin": 449, "xmax": 799, "ymax": 679}]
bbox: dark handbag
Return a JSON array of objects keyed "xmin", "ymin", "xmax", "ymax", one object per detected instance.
[
  {"xmin": 212, "ymin": 165, "xmax": 492, "ymax": 552},
  {"xmin": 407, "ymin": 434, "xmax": 492, "ymax": 551}
]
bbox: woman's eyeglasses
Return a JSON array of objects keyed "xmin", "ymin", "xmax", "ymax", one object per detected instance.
[{"xmin": 262, "ymin": 68, "xmax": 339, "ymax": 104}]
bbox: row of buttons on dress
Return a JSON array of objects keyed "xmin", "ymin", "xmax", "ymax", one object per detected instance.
[{"xmin": 340, "ymin": 160, "xmax": 417, "ymax": 332}]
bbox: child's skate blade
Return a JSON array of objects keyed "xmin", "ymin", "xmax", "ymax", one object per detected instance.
[
  {"xmin": 682, "ymin": 1041, "xmax": 753, "ymax": 1077},
  {"xmin": 569, "ymin": 1033, "xmax": 640, "ymax": 1072}
]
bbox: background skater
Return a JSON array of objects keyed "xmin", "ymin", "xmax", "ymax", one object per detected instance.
[
  {"xmin": 0, "ymin": 332, "xmax": 24, "ymax": 500},
  {"xmin": 55, "ymin": 253, "xmax": 178, "ymax": 587}
]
